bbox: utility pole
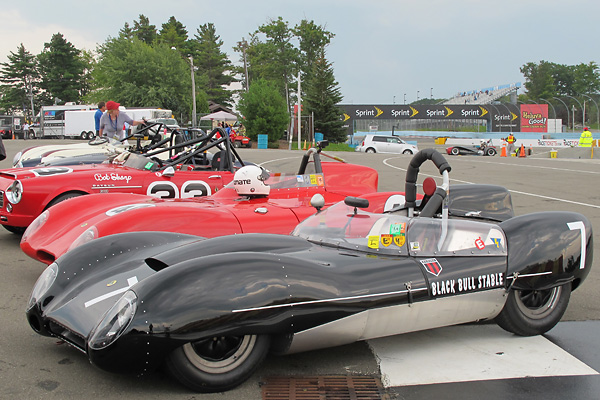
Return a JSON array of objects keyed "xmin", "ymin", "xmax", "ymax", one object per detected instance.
[
  {"xmin": 297, "ymin": 72, "xmax": 301, "ymax": 150},
  {"xmin": 189, "ymin": 56, "xmax": 197, "ymax": 128}
]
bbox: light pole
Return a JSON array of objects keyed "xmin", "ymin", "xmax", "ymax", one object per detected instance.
[
  {"xmin": 552, "ymin": 97, "xmax": 570, "ymax": 132},
  {"xmin": 417, "ymin": 90, "xmax": 420, "ymax": 101},
  {"xmin": 564, "ymin": 95, "xmax": 584, "ymax": 130},
  {"xmin": 189, "ymin": 56, "xmax": 197, "ymax": 128},
  {"xmin": 580, "ymin": 94, "xmax": 599, "ymax": 132},
  {"xmin": 403, "ymin": 94, "xmax": 406, "ymax": 105},
  {"xmin": 393, "ymin": 96, "xmax": 396, "ymax": 104},
  {"xmin": 430, "ymin": 88, "xmax": 433, "ymax": 100}
]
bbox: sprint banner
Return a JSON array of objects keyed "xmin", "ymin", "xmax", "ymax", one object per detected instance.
[{"xmin": 340, "ymin": 104, "xmax": 521, "ymax": 132}]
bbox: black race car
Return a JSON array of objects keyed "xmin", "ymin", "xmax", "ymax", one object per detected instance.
[
  {"xmin": 26, "ymin": 149, "xmax": 593, "ymax": 393},
  {"xmin": 446, "ymin": 139, "xmax": 497, "ymax": 156}
]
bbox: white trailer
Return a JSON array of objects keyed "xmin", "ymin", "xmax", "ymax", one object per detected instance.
[
  {"xmin": 30, "ymin": 104, "xmax": 95, "ymax": 139},
  {"xmin": 64, "ymin": 110, "xmax": 98, "ymax": 139}
]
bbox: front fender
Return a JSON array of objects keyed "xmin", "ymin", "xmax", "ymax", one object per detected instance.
[{"xmin": 500, "ymin": 211, "xmax": 593, "ymax": 291}]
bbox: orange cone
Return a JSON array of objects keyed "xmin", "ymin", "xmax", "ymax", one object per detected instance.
[
  {"xmin": 519, "ymin": 144, "xmax": 526, "ymax": 157},
  {"xmin": 500, "ymin": 143, "xmax": 507, "ymax": 157}
]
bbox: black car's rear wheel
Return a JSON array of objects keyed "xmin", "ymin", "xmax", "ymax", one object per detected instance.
[
  {"xmin": 495, "ymin": 283, "xmax": 571, "ymax": 336},
  {"xmin": 486, "ymin": 148, "xmax": 497, "ymax": 156},
  {"xmin": 165, "ymin": 334, "xmax": 270, "ymax": 392},
  {"xmin": 451, "ymin": 147, "xmax": 460, "ymax": 155}
]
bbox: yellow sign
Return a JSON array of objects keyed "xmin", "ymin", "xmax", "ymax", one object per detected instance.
[
  {"xmin": 381, "ymin": 234, "xmax": 393, "ymax": 247},
  {"xmin": 368, "ymin": 236, "xmax": 380, "ymax": 249},
  {"xmin": 393, "ymin": 235, "xmax": 406, "ymax": 247}
]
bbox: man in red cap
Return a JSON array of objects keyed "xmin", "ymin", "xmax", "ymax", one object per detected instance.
[{"xmin": 99, "ymin": 101, "xmax": 146, "ymax": 141}]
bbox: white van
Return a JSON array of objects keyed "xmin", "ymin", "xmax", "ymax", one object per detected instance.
[{"xmin": 355, "ymin": 134, "xmax": 419, "ymax": 154}]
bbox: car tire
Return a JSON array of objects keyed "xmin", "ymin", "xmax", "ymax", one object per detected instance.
[
  {"xmin": 495, "ymin": 283, "xmax": 571, "ymax": 336},
  {"xmin": 46, "ymin": 193, "xmax": 85, "ymax": 209},
  {"xmin": 233, "ymin": 141, "xmax": 241, "ymax": 148},
  {"xmin": 365, "ymin": 148, "xmax": 376, "ymax": 153},
  {"xmin": 80, "ymin": 131, "xmax": 87, "ymax": 140},
  {"xmin": 28, "ymin": 131, "xmax": 36, "ymax": 140},
  {"xmin": 451, "ymin": 147, "xmax": 460, "ymax": 155},
  {"xmin": 2, "ymin": 225, "xmax": 26, "ymax": 235},
  {"xmin": 402, "ymin": 149, "xmax": 413, "ymax": 155},
  {"xmin": 486, "ymin": 148, "xmax": 497, "ymax": 156},
  {"xmin": 87, "ymin": 131, "xmax": 95, "ymax": 140},
  {"xmin": 165, "ymin": 334, "xmax": 270, "ymax": 393}
]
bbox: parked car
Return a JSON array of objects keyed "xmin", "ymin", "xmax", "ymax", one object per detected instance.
[
  {"xmin": 26, "ymin": 149, "xmax": 593, "ymax": 392},
  {"xmin": 355, "ymin": 134, "xmax": 418, "ymax": 154},
  {"xmin": 21, "ymin": 146, "xmax": 379, "ymax": 264},
  {"xmin": 0, "ymin": 128, "xmax": 246, "ymax": 234}
]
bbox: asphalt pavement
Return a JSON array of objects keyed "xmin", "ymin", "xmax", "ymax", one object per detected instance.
[{"xmin": 0, "ymin": 138, "xmax": 599, "ymax": 399}]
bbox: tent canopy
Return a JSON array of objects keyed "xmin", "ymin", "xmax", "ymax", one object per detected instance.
[{"xmin": 200, "ymin": 111, "xmax": 237, "ymax": 121}]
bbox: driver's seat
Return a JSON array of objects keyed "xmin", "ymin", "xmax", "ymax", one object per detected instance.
[{"xmin": 211, "ymin": 151, "xmax": 232, "ymax": 171}]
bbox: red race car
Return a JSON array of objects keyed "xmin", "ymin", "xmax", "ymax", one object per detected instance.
[
  {"xmin": 21, "ymin": 147, "xmax": 380, "ymax": 264},
  {"xmin": 0, "ymin": 129, "xmax": 246, "ymax": 234}
]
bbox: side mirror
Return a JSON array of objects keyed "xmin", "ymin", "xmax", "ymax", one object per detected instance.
[{"xmin": 161, "ymin": 166, "xmax": 175, "ymax": 177}]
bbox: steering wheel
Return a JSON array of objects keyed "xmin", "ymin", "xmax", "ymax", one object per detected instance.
[
  {"xmin": 405, "ymin": 149, "xmax": 451, "ymax": 218},
  {"xmin": 88, "ymin": 136, "xmax": 109, "ymax": 145}
]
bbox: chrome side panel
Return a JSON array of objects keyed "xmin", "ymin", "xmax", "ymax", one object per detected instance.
[{"xmin": 284, "ymin": 288, "xmax": 507, "ymax": 354}]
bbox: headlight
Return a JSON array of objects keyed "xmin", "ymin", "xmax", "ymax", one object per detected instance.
[
  {"xmin": 22, "ymin": 210, "xmax": 49, "ymax": 242},
  {"xmin": 12, "ymin": 151, "xmax": 22, "ymax": 167},
  {"xmin": 88, "ymin": 291, "xmax": 137, "ymax": 350},
  {"xmin": 6, "ymin": 180, "xmax": 23, "ymax": 204},
  {"xmin": 27, "ymin": 262, "xmax": 58, "ymax": 311},
  {"xmin": 67, "ymin": 226, "xmax": 98, "ymax": 253}
]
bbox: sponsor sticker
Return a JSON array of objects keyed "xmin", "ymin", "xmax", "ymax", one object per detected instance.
[
  {"xmin": 368, "ymin": 235, "xmax": 380, "ymax": 249},
  {"xmin": 380, "ymin": 234, "xmax": 393, "ymax": 247},
  {"xmin": 475, "ymin": 237, "xmax": 485, "ymax": 250},
  {"xmin": 393, "ymin": 234, "xmax": 406, "ymax": 247},
  {"xmin": 390, "ymin": 222, "xmax": 406, "ymax": 235},
  {"xmin": 491, "ymin": 238, "xmax": 502, "ymax": 249},
  {"xmin": 420, "ymin": 258, "xmax": 442, "ymax": 276}
]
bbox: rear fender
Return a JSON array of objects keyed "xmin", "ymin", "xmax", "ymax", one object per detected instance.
[{"xmin": 500, "ymin": 212, "xmax": 593, "ymax": 291}]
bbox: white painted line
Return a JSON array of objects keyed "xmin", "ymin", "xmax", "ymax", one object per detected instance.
[
  {"xmin": 383, "ymin": 158, "xmax": 600, "ymax": 209},
  {"xmin": 368, "ymin": 324, "xmax": 598, "ymax": 387}
]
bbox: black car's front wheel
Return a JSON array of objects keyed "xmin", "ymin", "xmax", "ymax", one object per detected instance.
[
  {"xmin": 165, "ymin": 334, "xmax": 270, "ymax": 392},
  {"xmin": 495, "ymin": 283, "xmax": 571, "ymax": 336}
]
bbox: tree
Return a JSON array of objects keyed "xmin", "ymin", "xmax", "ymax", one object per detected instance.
[
  {"xmin": 293, "ymin": 20, "xmax": 334, "ymax": 83},
  {"xmin": 520, "ymin": 61, "xmax": 556, "ymax": 100},
  {"xmin": 133, "ymin": 14, "xmax": 157, "ymax": 45},
  {"xmin": 0, "ymin": 43, "xmax": 39, "ymax": 118},
  {"xmin": 90, "ymin": 37, "xmax": 195, "ymax": 122},
  {"xmin": 190, "ymin": 23, "xmax": 235, "ymax": 107},
  {"xmin": 303, "ymin": 51, "xmax": 346, "ymax": 142},
  {"xmin": 251, "ymin": 17, "xmax": 299, "ymax": 108},
  {"xmin": 238, "ymin": 78, "xmax": 288, "ymax": 143},
  {"xmin": 37, "ymin": 33, "xmax": 85, "ymax": 104},
  {"xmin": 159, "ymin": 16, "xmax": 188, "ymax": 52}
]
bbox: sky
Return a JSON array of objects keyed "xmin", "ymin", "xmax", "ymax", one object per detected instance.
[{"xmin": 2, "ymin": 0, "xmax": 600, "ymax": 105}]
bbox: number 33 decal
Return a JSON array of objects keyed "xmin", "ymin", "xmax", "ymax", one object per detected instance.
[{"xmin": 146, "ymin": 181, "xmax": 212, "ymax": 199}]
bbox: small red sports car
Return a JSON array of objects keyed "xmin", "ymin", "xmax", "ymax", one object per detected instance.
[
  {"xmin": 21, "ymin": 148, "xmax": 379, "ymax": 264},
  {"xmin": 0, "ymin": 130, "xmax": 245, "ymax": 234}
]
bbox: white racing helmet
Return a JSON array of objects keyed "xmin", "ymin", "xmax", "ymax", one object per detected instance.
[{"xmin": 233, "ymin": 165, "xmax": 270, "ymax": 196}]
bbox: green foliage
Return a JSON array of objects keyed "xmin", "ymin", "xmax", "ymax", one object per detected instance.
[
  {"xmin": 238, "ymin": 78, "xmax": 289, "ymax": 142},
  {"xmin": 37, "ymin": 33, "xmax": 86, "ymax": 104},
  {"xmin": 303, "ymin": 51, "xmax": 346, "ymax": 142},
  {"xmin": 521, "ymin": 60, "xmax": 600, "ymax": 99},
  {"xmin": 190, "ymin": 23, "xmax": 235, "ymax": 107},
  {"xmin": 0, "ymin": 43, "xmax": 39, "ymax": 117},
  {"xmin": 159, "ymin": 16, "xmax": 188, "ymax": 53},
  {"xmin": 133, "ymin": 15, "xmax": 157, "ymax": 45},
  {"xmin": 90, "ymin": 38, "xmax": 193, "ymax": 121}
]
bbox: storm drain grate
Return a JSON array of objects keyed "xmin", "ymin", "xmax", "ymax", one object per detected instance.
[{"xmin": 261, "ymin": 375, "xmax": 388, "ymax": 400}]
